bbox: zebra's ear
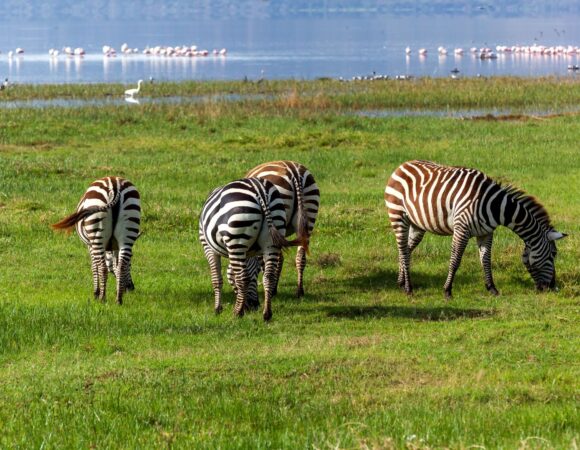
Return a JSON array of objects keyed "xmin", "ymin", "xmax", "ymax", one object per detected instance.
[{"xmin": 548, "ymin": 231, "xmax": 567, "ymax": 241}]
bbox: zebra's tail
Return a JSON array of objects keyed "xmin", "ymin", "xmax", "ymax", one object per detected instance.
[
  {"xmin": 52, "ymin": 189, "xmax": 121, "ymax": 232},
  {"xmin": 249, "ymin": 178, "xmax": 303, "ymax": 250},
  {"xmin": 290, "ymin": 173, "xmax": 310, "ymax": 253}
]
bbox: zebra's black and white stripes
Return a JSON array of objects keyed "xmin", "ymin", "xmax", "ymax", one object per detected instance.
[
  {"xmin": 239, "ymin": 160, "xmax": 320, "ymax": 300},
  {"xmin": 385, "ymin": 160, "xmax": 566, "ymax": 297},
  {"xmin": 199, "ymin": 177, "xmax": 303, "ymax": 320},
  {"xmin": 52, "ymin": 176, "xmax": 141, "ymax": 304}
]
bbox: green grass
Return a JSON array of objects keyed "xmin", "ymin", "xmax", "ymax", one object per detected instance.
[
  {"xmin": 3, "ymin": 77, "xmax": 580, "ymax": 111},
  {"xmin": 0, "ymin": 79, "xmax": 578, "ymax": 449}
]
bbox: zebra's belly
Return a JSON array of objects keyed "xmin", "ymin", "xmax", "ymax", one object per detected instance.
[{"xmin": 406, "ymin": 207, "xmax": 454, "ymax": 236}]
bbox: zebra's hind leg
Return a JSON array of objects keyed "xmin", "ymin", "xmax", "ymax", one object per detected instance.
[
  {"xmin": 392, "ymin": 219, "xmax": 413, "ymax": 295},
  {"xmin": 408, "ymin": 225, "xmax": 426, "ymax": 254},
  {"xmin": 262, "ymin": 252, "xmax": 282, "ymax": 321},
  {"xmin": 295, "ymin": 246, "xmax": 307, "ymax": 298},
  {"xmin": 115, "ymin": 246, "xmax": 134, "ymax": 305},
  {"xmin": 231, "ymin": 258, "xmax": 250, "ymax": 317},
  {"xmin": 202, "ymin": 244, "xmax": 223, "ymax": 314},
  {"xmin": 477, "ymin": 233, "xmax": 499, "ymax": 296},
  {"xmin": 443, "ymin": 227, "xmax": 470, "ymax": 299},
  {"xmin": 89, "ymin": 247, "xmax": 101, "ymax": 299},
  {"xmin": 90, "ymin": 247, "xmax": 108, "ymax": 302}
]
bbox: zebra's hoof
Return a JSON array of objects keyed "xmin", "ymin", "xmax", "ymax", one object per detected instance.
[
  {"xmin": 487, "ymin": 285, "xmax": 499, "ymax": 296},
  {"xmin": 214, "ymin": 305, "xmax": 223, "ymax": 315},
  {"xmin": 234, "ymin": 308, "xmax": 245, "ymax": 318},
  {"xmin": 263, "ymin": 310, "xmax": 272, "ymax": 322},
  {"xmin": 444, "ymin": 290, "xmax": 453, "ymax": 300},
  {"xmin": 247, "ymin": 302, "xmax": 260, "ymax": 311},
  {"xmin": 295, "ymin": 287, "xmax": 304, "ymax": 298}
]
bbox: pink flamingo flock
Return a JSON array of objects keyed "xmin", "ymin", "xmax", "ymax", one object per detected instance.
[
  {"xmin": 406, "ymin": 43, "xmax": 580, "ymax": 61},
  {"xmin": 3, "ymin": 43, "xmax": 227, "ymax": 59}
]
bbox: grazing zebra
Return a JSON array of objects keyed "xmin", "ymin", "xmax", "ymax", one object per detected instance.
[
  {"xmin": 385, "ymin": 160, "xmax": 567, "ymax": 298},
  {"xmin": 199, "ymin": 177, "xmax": 305, "ymax": 321},
  {"xmin": 52, "ymin": 177, "xmax": 141, "ymax": 304},
  {"xmin": 229, "ymin": 161, "xmax": 320, "ymax": 303}
]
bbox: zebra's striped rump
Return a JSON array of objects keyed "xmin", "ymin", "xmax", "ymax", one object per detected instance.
[
  {"xmin": 199, "ymin": 177, "xmax": 301, "ymax": 320},
  {"xmin": 385, "ymin": 160, "xmax": 566, "ymax": 297},
  {"xmin": 52, "ymin": 176, "xmax": 141, "ymax": 304},
  {"xmin": 240, "ymin": 160, "xmax": 320, "ymax": 299}
]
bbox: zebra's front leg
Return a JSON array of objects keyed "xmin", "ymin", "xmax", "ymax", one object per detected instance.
[
  {"xmin": 203, "ymin": 246, "xmax": 223, "ymax": 314},
  {"xmin": 226, "ymin": 262, "xmax": 236, "ymax": 294},
  {"xmin": 262, "ymin": 252, "xmax": 281, "ymax": 321},
  {"xmin": 476, "ymin": 233, "xmax": 499, "ymax": 296},
  {"xmin": 443, "ymin": 228, "xmax": 470, "ymax": 299},
  {"xmin": 295, "ymin": 246, "xmax": 306, "ymax": 298},
  {"xmin": 245, "ymin": 257, "xmax": 261, "ymax": 310},
  {"xmin": 273, "ymin": 252, "xmax": 284, "ymax": 297},
  {"xmin": 229, "ymin": 259, "xmax": 260, "ymax": 310}
]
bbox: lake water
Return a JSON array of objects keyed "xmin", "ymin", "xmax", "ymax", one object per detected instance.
[{"xmin": 1, "ymin": 4, "xmax": 580, "ymax": 84}]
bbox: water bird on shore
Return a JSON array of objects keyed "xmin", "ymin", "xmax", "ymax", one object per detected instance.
[
  {"xmin": 0, "ymin": 78, "xmax": 8, "ymax": 90},
  {"xmin": 124, "ymin": 80, "xmax": 143, "ymax": 98},
  {"xmin": 450, "ymin": 68, "xmax": 460, "ymax": 74}
]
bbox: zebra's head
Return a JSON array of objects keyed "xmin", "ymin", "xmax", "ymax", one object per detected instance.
[{"xmin": 521, "ymin": 230, "xmax": 567, "ymax": 291}]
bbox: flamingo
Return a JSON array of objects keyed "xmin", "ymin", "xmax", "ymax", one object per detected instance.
[{"xmin": 124, "ymin": 80, "xmax": 143, "ymax": 97}]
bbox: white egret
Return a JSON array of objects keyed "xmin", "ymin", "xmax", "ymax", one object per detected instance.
[{"xmin": 124, "ymin": 80, "xmax": 143, "ymax": 97}]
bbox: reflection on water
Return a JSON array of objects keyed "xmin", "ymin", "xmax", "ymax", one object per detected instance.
[
  {"xmin": 0, "ymin": 93, "xmax": 271, "ymax": 109},
  {"xmin": 124, "ymin": 96, "xmax": 140, "ymax": 105},
  {"xmin": 1, "ymin": 5, "xmax": 580, "ymax": 83}
]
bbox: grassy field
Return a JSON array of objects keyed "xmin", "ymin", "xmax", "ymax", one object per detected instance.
[{"xmin": 0, "ymin": 78, "xmax": 578, "ymax": 449}]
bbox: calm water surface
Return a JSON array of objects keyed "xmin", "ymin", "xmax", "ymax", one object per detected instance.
[{"xmin": 1, "ymin": 14, "xmax": 580, "ymax": 84}]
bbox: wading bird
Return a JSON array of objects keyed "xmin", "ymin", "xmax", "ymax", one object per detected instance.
[{"xmin": 124, "ymin": 80, "xmax": 143, "ymax": 98}]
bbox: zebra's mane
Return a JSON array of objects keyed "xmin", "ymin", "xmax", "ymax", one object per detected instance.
[{"xmin": 501, "ymin": 184, "xmax": 552, "ymax": 229}]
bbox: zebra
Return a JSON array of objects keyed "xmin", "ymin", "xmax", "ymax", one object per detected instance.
[
  {"xmin": 199, "ymin": 177, "xmax": 305, "ymax": 321},
  {"xmin": 226, "ymin": 161, "xmax": 320, "ymax": 304},
  {"xmin": 385, "ymin": 160, "xmax": 567, "ymax": 298},
  {"xmin": 52, "ymin": 176, "xmax": 141, "ymax": 304}
]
